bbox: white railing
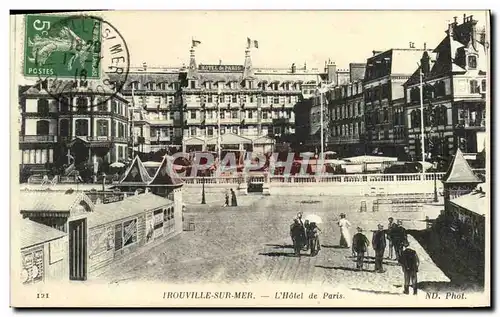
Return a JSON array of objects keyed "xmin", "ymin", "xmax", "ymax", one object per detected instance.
[
  {"xmin": 180, "ymin": 176, "xmax": 244, "ymax": 185},
  {"xmin": 268, "ymin": 172, "xmax": 446, "ymax": 184},
  {"xmin": 179, "ymin": 172, "xmax": 447, "ymax": 185}
]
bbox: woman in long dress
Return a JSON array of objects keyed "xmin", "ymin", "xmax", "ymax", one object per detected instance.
[{"xmin": 337, "ymin": 213, "xmax": 352, "ymax": 248}]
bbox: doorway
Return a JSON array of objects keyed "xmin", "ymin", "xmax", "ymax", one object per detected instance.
[{"xmin": 68, "ymin": 218, "xmax": 87, "ymax": 281}]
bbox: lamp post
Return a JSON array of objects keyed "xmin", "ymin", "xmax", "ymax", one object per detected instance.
[{"xmin": 201, "ymin": 171, "xmax": 206, "ymax": 204}]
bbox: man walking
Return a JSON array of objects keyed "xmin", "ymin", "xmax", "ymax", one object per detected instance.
[
  {"xmin": 352, "ymin": 227, "xmax": 370, "ymax": 270},
  {"xmin": 372, "ymin": 224, "xmax": 386, "ymax": 273},
  {"xmin": 390, "ymin": 220, "xmax": 408, "ymax": 261},
  {"xmin": 399, "ymin": 242, "xmax": 420, "ymax": 295},
  {"xmin": 386, "ymin": 217, "xmax": 396, "ymax": 259}
]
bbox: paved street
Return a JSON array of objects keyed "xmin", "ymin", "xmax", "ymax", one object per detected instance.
[{"xmin": 96, "ymin": 194, "xmax": 449, "ymax": 294}]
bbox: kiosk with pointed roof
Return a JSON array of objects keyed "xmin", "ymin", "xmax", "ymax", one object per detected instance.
[{"xmin": 441, "ymin": 148, "xmax": 482, "ymax": 203}]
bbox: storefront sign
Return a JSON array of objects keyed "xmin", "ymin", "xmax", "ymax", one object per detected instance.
[
  {"xmin": 123, "ymin": 219, "xmax": 137, "ymax": 247},
  {"xmin": 89, "ymin": 226, "xmax": 115, "ymax": 259},
  {"xmin": 21, "ymin": 247, "xmax": 44, "ymax": 284},
  {"xmin": 199, "ymin": 64, "xmax": 244, "ymax": 72},
  {"xmin": 146, "ymin": 213, "xmax": 154, "ymax": 244}
]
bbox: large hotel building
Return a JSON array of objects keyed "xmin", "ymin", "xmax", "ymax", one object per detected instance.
[
  {"xmin": 110, "ymin": 46, "xmax": 343, "ymax": 155},
  {"xmin": 18, "ymin": 44, "xmax": 345, "ymax": 173}
]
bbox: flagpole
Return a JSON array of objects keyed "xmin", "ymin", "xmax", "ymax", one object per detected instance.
[
  {"xmin": 217, "ymin": 88, "xmax": 221, "ymax": 166},
  {"xmin": 320, "ymin": 89, "xmax": 324, "ymax": 161}
]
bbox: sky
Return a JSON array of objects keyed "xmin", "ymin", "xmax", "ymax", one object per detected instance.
[{"xmin": 97, "ymin": 10, "xmax": 489, "ymax": 70}]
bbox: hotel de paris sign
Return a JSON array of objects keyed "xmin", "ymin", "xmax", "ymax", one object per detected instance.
[{"xmin": 198, "ymin": 64, "xmax": 245, "ymax": 72}]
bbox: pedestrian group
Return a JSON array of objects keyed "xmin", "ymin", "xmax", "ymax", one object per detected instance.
[{"xmin": 289, "ymin": 212, "xmax": 421, "ymax": 295}]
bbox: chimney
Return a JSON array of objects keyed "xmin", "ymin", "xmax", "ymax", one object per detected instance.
[
  {"xmin": 143, "ymin": 62, "xmax": 147, "ymax": 71},
  {"xmin": 471, "ymin": 17, "xmax": 478, "ymax": 50},
  {"xmin": 325, "ymin": 60, "xmax": 337, "ymax": 85},
  {"xmin": 291, "ymin": 63, "xmax": 296, "ymax": 73},
  {"xmin": 372, "ymin": 50, "xmax": 382, "ymax": 56},
  {"xmin": 453, "ymin": 16, "xmax": 458, "ymax": 24},
  {"xmin": 424, "ymin": 42, "xmax": 427, "ymax": 50},
  {"xmin": 464, "ymin": 13, "xmax": 467, "ymax": 23}
]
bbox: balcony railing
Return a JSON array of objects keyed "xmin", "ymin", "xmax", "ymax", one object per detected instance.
[
  {"xmin": 456, "ymin": 119, "xmax": 486, "ymax": 129},
  {"xmin": 19, "ymin": 135, "xmax": 57, "ymax": 142}
]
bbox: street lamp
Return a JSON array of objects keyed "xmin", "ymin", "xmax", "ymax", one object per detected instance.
[{"xmin": 201, "ymin": 171, "xmax": 206, "ymax": 204}]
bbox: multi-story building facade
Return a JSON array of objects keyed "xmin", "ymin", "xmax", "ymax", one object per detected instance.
[
  {"xmin": 404, "ymin": 15, "xmax": 487, "ymax": 162},
  {"xmin": 328, "ymin": 81, "xmax": 366, "ymax": 157},
  {"xmin": 363, "ymin": 48, "xmax": 430, "ymax": 158},
  {"xmin": 306, "ymin": 62, "xmax": 353, "ymax": 149},
  {"xmin": 19, "ymin": 79, "xmax": 130, "ymax": 172},
  {"xmin": 110, "ymin": 47, "xmax": 344, "ymax": 154}
]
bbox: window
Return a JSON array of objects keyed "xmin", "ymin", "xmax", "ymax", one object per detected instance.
[
  {"xmin": 97, "ymin": 120, "xmax": 108, "ymax": 137},
  {"xmin": 207, "ymin": 95, "xmax": 213, "ymax": 103},
  {"xmin": 220, "ymin": 111, "xmax": 225, "ymax": 119},
  {"xmin": 207, "ymin": 127, "xmax": 214, "ymax": 136},
  {"xmin": 97, "ymin": 99, "xmax": 107, "ymax": 111},
  {"xmin": 232, "ymin": 127, "xmax": 238, "ymax": 134},
  {"xmin": 273, "ymin": 96, "xmax": 279, "ymax": 104},
  {"xmin": 147, "ymin": 82, "xmax": 155, "ymax": 90},
  {"xmin": 118, "ymin": 123, "xmax": 124, "ymax": 137},
  {"xmin": 130, "ymin": 82, "xmax": 139, "ymax": 90},
  {"xmin": 190, "ymin": 127, "xmax": 196, "ymax": 136},
  {"xmin": 37, "ymin": 99, "xmax": 49, "ymax": 113},
  {"xmin": 262, "ymin": 111, "xmax": 268, "ymax": 119},
  {"xmin": 468, "ymin": 55, "xmax": 477, "ymax": 69},
  {"xmin": 190, "ymin": 111, "xmax": 196, "ymax": 119},
  {"xmin": 219, "ymin": 95, "xmax": 224, "ymax": 103},
  {"xmin": 36, "ymin": 120, "xmax": 50, "ymax": 135},
  {"xmin": 232, "ymin": 110, "xmax": 238, "ymax": 119},
  {"xmin": 248, "ymin": 111, "xmax": 253, "ymax": 119},
  {"xmin": 75, "ymin": 119, "xmax": 88, "ymax": 136},
  {"xmin": 250, "ymin": 95, "xmax": 255, "ymax": 103},
  {"xmin": 111, "ymin": 100, "xmax": 118, "ymax": 113},
  {"xmin": 190, "ymin": 81, "xmax": 196, "ymax": 89},
  {"xmin": 262, "ymin": 96, "xmax": 268, "ymax": 104},
  {"xmin": 220, "ymin": 127, "xmax": 226, "ymax": 134},
  {"xmin": 76, "ymin": 97, "xmax": 88, "ymax": 111},
  {"xmin": 481, "ymin": 79, "xmax": 487, "ymax": 92},
  {"xmin": 470, "ymin": 80, "xmax": 480, "ymax": 94},
  {"xmin": 59, "ymin": 119, "xmax": 69, "ymax": 136}
]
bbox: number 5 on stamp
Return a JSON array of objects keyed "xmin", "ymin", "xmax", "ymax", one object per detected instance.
[{"xmin": 24, "ymin": 14, "xmax": 102, "ymax": 79}]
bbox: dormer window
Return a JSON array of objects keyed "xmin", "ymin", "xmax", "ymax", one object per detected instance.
[
  {"xmin": 158, "ymin": 82, "xmax": 167, "ymax": 90},
  {"xmin": 468, "ymin": 55, "xmax": 477, "ymax": 69},
  {"xmin": 190, "ymin": 81, "xmax": 196, "ymax": 89},
  {"xmin": 146, "ymin": 82, "xmax": 155, "ymax": 90},
  {"xmin": 130, "ymin": 82, "xmax": 139, "ymax": 90}
]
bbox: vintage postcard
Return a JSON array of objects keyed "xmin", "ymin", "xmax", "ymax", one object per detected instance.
[{"xmin": 10, "ymin": 10, "xmax": 491, "ymax": 307}]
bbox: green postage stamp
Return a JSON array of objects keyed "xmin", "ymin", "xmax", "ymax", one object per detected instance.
[{"xmin": 23, "ymin": 14, "xmax": 102, "ymax": 79}]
